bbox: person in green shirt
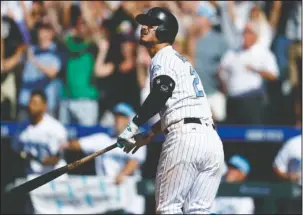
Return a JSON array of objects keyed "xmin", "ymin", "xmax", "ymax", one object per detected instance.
[{"xmin": 59, "ymin": 15, "xmax": 99, "ymax": 126}]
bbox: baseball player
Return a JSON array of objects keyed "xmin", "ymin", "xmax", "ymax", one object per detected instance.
[
  {"xmin": 273, "ymin": 134, "xmax": 302, "ymax": 185},
  {"xmin": 11, "ymin": 89, "xmax": 68, "ymax": 214},
  {"xmin": 62, "ymin": 103, "xmax": 147, "ymax": 214},
  {"xmin": 116, "ymin": 7, "xmax": 225, "ymax": 214},
  {"xmin": 12, "ymin": 89, "xmax": 68, "ymax": 175}
]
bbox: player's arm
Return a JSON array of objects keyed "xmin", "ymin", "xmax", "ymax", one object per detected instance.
[
  {"xmin": 43, "ymin": 126, "xmax": 68, "ymax": 166},
  {"xmin": 273, "ymin": 164, "xmax": 301, "ymax": 182},
  {"xmin": 59, "ymin": 139, "xmax": 82, "ymax": 151},
  {"xmin": 132, "ymin": 75, "xmax": 175, "ymax": 126},
  {"xmin": 42, "ymin": 155, "xmax": 61, "ymax": 165},
  {"xmin": 118, "ymin": 74, "xmax": 175, "ymax": 148},
  {"xmin": 115, "ymin": 159, "xmax": 140, "ymax": 184}
]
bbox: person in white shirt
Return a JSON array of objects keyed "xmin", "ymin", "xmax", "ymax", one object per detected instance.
[
  {"xmin": 212, "ymin": 155, "xmax": 255, "ymax": 214},
  {"xmin": 249, "ymin": 4, "xmax": 274, "ymax": 48},
  {"xmin": 217, "ymin": 1, "xmax": 254, "ymax": 49},
  {"xmin": 219, "ymin": 21, "xmax": 279, "ymax": 125},
  {"xmin": 62, "ymin": 103, "xmax": 147, "ymax": 214},
  {"xmin": 12, "ymin": 89, "xmax": 68, "ymax": 175},
  {"xmin": 273, "ymin": 135, "xmax": 302, "ymax": 185},
  {"xmin": 11, "ymin": 89, "xmax": 68, "ymax": 214}
]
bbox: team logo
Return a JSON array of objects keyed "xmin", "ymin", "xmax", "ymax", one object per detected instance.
[
  {"xmin": 152, "ymin": 65, "xmax": 161, "ymax": 74},
  {"xmin": 160, "ymin": 85, "xmax": 169, "ymax": 92}
]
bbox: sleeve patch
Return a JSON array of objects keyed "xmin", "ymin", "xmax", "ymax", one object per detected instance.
[
  {"xmin": 151, "ymin": 65, "xmax": 161, "ymax": 74},
  {"xmin": 175, "ymin": 53, "xmax": 188, "ymax": 63}
]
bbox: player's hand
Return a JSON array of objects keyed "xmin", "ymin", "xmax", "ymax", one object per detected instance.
[
  {"xmin": 115, "ymin": 173, "xmax": 126, "ymax": 185},
  {"xmin": 117, "ymin": 121, "xmax": 139, "ymax": 151},
  {"xmin": 59, "ymin": 140, "xmax": 81, "ymax": 151},
  {"xmin": 124, "ymin": 131, "xmax": 155, "ymax": 154},
  {"xmin": 246, "ymin": 65, "xmax": 258, "ymax": 73},
  {"xmin": 289, "ymin": 173, "xmax": 301, "ymax": 183}
]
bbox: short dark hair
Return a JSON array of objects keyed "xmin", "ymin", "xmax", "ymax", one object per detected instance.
[
  {"xmin": 30, "ymin": 89, "xmax": 48, "ymax": 104},
  {"xmin": 36, "ymin": 22, "xmax": 53, "ymax": 30}
]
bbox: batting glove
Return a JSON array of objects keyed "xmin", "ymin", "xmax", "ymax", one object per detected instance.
[
  {"xmin": 124, "ymin": 130, "xmax": 155, "ymax": 154},
  {"xmin": 117, "ymin": 121, "xmax": 138, "ymax": 150}
]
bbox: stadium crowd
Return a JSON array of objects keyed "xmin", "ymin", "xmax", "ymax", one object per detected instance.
[
  {"xmin": 1, "ymin": 0, "xmax": 302, "ymax": 127},
  {"xmin": 1, "ymin": 1, "xmax": 302, "ymax": 214}
]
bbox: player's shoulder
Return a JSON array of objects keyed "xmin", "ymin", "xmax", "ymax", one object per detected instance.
[
  {"xmin": 253, "ymin": 43, "xmax": 274, "ymax": 56},
  {"xmin": 43, "ymin": 114, "xmax": 66, "ymax": 132},
  {"xmin": 285, "ymin": 135, "xmax": 302, "ymax": 149},
  {"xmin": 221, "ymin": 48, "xmax": 236, "ymax": 61},
  {"xmin": 153, "ymin": 46, "xmax": 187, "ymax": 67}
]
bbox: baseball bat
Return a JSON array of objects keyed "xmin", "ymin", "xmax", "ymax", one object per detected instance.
[{"xmin": 6, "ymin": 143, "xmax": 118, "ymax": 195}]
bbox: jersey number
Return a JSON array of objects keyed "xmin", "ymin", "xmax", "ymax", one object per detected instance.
[{"xmin": 190, "ymin": 67, "xmax": 204, "ymax": 97}]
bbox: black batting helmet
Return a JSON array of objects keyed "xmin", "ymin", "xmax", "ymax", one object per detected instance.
[{"xmin": 135, "ymin": 7, "xmax": 179, "ymax": 44}]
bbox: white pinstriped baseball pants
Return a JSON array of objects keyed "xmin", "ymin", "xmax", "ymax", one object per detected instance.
[{"xmin": 155, "ymin": 120, "xmax": 224, "ymax": 214}]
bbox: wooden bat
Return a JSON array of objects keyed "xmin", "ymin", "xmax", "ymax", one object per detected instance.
[{"xmin": 6, "ymin": 143, "xmax": 118, "ymax": 195}]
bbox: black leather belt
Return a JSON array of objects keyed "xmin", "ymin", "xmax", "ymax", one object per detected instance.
[{"xmin": 164, "ymin": 118, "xmax": 216, "ymax": 134}]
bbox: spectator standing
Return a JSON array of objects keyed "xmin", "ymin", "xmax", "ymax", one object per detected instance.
[
  {"xmin": 212, "ymin": 155, "xmax": 255, "ymax": 214},
  {"xmin": 193, "ymin": 2, "xmax": 228, "ymax": 123},
  {"xmin": 1, "ymin": 1, "xmax": 32, "ymax": 44},
  {"xmin": 288, "ymin": 40, "xmax": 302, "ymax": 127},
  {"xmin": 99, "ymin": 2, "xmax": 142, "ymax": 114},
  {"xmin": 219, "ymin": 22, "xmax": 279, "ymax": 125},
  {"xmin": 249, "ymin": 3, "xmax": 274, "ymax": 48},
  {"xmin": 62, "ymin": 103, "xmax": 147, "ymax": 214},
  {"xmin": 267, "ymin": 1, "xmax": 301, "ymax": 79},
  {"xmin": 59, "ymin": 15, "xmax": 99, "ymax": 126},
  {"xmin": 18, "ymin": 22, "xmax": 62, "ymax": 120},
  {"xmin": 217, "ymin": 1, "xmax": 254, "ymax": 49},
  {"xmin": 20, "ymin": 1, "xmax": 45, "ymax": 45},
  {"xmin": 1, "ymin": 15, "xmax": 26, "ymax": 121}
]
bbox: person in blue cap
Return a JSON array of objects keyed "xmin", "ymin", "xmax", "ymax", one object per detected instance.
[
  {"xmin": 62, "ymin": 103, "xmax": 147, "ymax": 214},
  {"xmin": 211, "ymin": 155, "xmax": 255, "ymax": 214}
]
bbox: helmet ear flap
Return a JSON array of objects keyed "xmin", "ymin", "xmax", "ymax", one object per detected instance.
[{"xmin": 156, "ymin": 25, "xmax": 170, "ymax": 43}]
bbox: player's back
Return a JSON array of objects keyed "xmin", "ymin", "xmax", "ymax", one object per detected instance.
[{"xmin": 150, "ymin": 46, "xmax": 213, "ymax": 130}]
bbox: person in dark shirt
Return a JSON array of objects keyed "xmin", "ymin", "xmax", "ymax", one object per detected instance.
[
  {"xmin": 1, "ymin": 15, "xmax": 26, "ymax": 121},
  {"xmin": 99, "ymin": 2, "xmax": 142, "ymax": 115}
]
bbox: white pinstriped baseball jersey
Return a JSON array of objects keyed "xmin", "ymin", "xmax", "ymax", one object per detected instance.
[
  {"xmin": 12, "ymin": 114, "xmax": 68, "ymax": 174},
  {"xmin": 150, "ymin": 45, "xmax": 224, "ymax": 214},
  {"xmin": 150, "ymin": 45, "xmax": 213, "ymax": 130}
]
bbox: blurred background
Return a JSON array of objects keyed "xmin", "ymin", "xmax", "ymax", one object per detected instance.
[{"xmin": 0, "ymin": 1, "xmax": 302, "ymax": 214}]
